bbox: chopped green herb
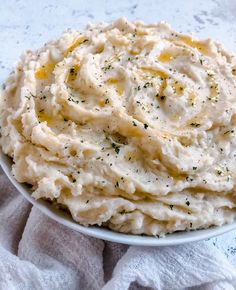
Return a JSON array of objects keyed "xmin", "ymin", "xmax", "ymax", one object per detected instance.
[
  {"xmin": 217, "ymin": 170, "xmax": 222, "ymax": 175},
  {"xmin": 143, "ymin": 82, "xmax": 153, "ymax": 88},
  {"xmin": 102, "ymin": 64, "xmax": 113, "ymax": 72},
  {"xmin": 112, "ymin": 143, "xmax": 120, "ymax": 154},
  {"xmin": 224, "ymin": 130, "xmax": 234, "ymax": 135},
  {"xmin": 190, "ymin": 122, "xmax": 201, "ymax": 127}
]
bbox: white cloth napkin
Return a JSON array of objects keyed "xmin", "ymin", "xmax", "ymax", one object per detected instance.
[{"xmin": 1, "ymin": 167, "xmax": 236, "ymax": 290}]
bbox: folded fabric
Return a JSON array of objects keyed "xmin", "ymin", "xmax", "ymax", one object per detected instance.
[{"xmin": 0, "ymin": 167, "xmax": 236, "ymax": 290}]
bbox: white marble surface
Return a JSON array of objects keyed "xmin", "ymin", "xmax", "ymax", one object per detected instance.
[{"xmin": 1, "ymin": 0, "xmax": 236, "ymax": 265}]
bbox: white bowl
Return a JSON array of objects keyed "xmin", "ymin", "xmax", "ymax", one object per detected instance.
[{"xmin": 1, "ymin": 149, "xmax": 236, "ymax": 246}]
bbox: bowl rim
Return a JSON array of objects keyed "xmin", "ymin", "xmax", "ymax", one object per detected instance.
[{"xmin": 1, "ymin": 149, "xmax": 236, "ymax": 246}]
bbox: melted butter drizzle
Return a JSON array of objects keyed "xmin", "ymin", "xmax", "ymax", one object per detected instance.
[
  {"xmin": 64, "ymin": 36, "xmax": 88, "ymax": 56},
  {"xmin": 158, "ymin": 51, "xmax": 173, "ymax": 63},
  {"xmin": 67, "ymin": 64, "xmax": 80, "ymax": 83},
  {"xmin": 141, "ymin": 68, "xmax": 168, "ymax": 100},
  {"xmin": 106, "ymin": 78, "xmax": 124, "ymax": 96},
  {"xmin": 35, "ymin": 63, "xmax": 56, "ymax": 80},
  {"xmin": 166, "ymin": 34, "xmax": 209, "ymax": 55}
]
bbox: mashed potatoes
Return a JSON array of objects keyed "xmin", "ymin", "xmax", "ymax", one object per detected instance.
[{"xmin": 1, "ymin": 18, "xmax": 236, "ymax": 236}]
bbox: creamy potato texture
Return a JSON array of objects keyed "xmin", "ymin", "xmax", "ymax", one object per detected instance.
[{"xmin": 1, "ymin": 18, "xmax": 236, "ymax": 236}]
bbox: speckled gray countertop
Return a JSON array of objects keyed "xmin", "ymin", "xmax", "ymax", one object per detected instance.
[{"xmin": 1, "ymin": 0, "xmax": 236, "ymax": 265}]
